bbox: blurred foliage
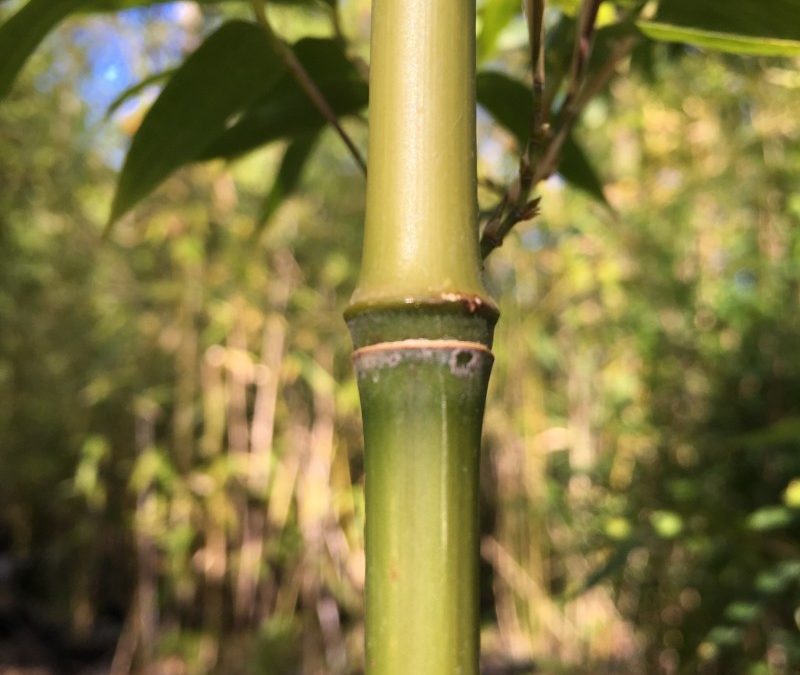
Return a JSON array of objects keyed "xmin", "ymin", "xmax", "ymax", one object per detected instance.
[{"xmin": 1, "ymin": 1, "xmax": 800, "ymax": 674}]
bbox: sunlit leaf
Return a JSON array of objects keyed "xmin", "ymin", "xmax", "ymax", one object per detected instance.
[
  {"xmin": 200, "ymin": 38, "xmax": 367, "ymax": 160},
  {"xmin": 638, "ymin": 0, "xmax": 800, "ymax": 57},
  {"xmin": 109, "ymin": 20, "xmax": 285, "ymax": 224}
]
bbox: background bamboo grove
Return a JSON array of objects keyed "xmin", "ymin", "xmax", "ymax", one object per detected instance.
[{"xmin": 1, "ymin": 0, "xmax": 800, "ymax": 674}]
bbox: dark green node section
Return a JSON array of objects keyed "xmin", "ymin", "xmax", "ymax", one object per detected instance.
[
  {"xmin": 354, "ymin": 344, "xmax": 493, "ymax": 675},
  {"xmin": 345, "ymin": 299, "xmax": 499, "ymax": 350}
]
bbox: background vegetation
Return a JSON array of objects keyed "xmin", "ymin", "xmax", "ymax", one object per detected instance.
[{"xmin": 1, "ymin": 1, "xmax": 800, "ymax": 673}]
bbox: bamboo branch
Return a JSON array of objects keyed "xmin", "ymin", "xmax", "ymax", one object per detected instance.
[
  {"xmin": 526, "ymin": 0, "xmax": 547, "ymax": 139},
  {"xmin": 480, "ymin": 4, "xmax": 637, "ymax": 259},
  {"xmin": 560, "ymin": 0, "xmax": 602, "ymax": 122},
  {"xmin": 520, "ymin": 0, "xmax": 547, "ymax": 197},
  {"xmin": 250, "ymin": 0, "xmax": 367, "ymax": 175}
]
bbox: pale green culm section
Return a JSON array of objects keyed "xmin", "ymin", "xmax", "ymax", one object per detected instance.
[
  {"xmin": 349, "ymin": 0, "xmax": 490, "ymax": 308},
  {"xmin": 347, "ymin": 0, "xmax": 497, "ymax": 671},
  {"xmin": 355, "ymin": 349, "xmax": 493, "ymax": 675}
]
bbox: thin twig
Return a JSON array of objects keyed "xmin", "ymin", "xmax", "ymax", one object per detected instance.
[
  {"xmin": 535, "ymin": 35, "xmax": 636, "ymax": 184},
  {"xmin": 523, "ymin": 0, "xmax": 548, "ymax": 203},
  {"xmin": 480, "ymin": 10, "xmax": 637, "ymax": 259},
  {"xmin": 521, "ymin": 0, "xmax": 547, "ymax": 190},
  {"xmin": 250, "ymin": 0, "xmax": 367, "ymax": 175},
  {"xmin": 526, "ymin": 0, "xmax": 547, "ymax": 132},
  {"xmin": 560, "ymin": 0, "xmax": 602, "ymax": 122}
]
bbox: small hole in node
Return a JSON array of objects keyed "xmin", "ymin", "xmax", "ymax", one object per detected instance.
[{"xmin": 455, "ymin": 351, "xmax": 473, "ymax": 368}]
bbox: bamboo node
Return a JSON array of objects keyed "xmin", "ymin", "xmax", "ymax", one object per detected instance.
[{"xmin": 352, "ymin": 339, "xmax": 493, "ymax": 378}]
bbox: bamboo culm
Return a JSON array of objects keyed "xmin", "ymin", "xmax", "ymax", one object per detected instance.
[{"xmin": 345, "ymin": 0, "xmax": 498, "ymax": 672}]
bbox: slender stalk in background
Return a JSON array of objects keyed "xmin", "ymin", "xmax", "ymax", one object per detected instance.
[{"xmin": 345, "ymin": 0, "xmax": 498, "ymax": 672}]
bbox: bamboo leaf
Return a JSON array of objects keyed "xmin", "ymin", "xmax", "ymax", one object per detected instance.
[
  {"xmin": 476, "ymin": 71, "xmax": 531, "ymax": 144},
  {"xmin": 638, "ymin": 0, "xmax": 800, "ymax": 57},
  {"xmin": 476, "ymin": 70, "xmax": 609, "ymax": 205},
  {"xmin": 0, "ymin": 0, "xmax": 86, "ymax": 100},
  {"xmin": 105, "ymin": 68, "xmax": 174, "ymax": 118},
  {"xmin": 561, "ymin": 136, "xmax": 609, "ymax": 207},
  {"xmin": 0, "ymin": 0, "xmax": 306, "ymax": 101},
  {"xmin": 255, "ymin": 133, "xmax": 319, "ymax": 235},
  {"xmin": 109, "ymin": 20, "xmax": 284, "ymax": 224},
  {"xmin": 200, "ymin": 38, "xmax": 367, "ymax": 160}
]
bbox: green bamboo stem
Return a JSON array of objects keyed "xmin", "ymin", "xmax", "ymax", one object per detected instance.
[
  {"xmin": 346, "ymin": 0, "xmax": 498, "ymax": 672},
  {"xmin": 354, "ymin": 339, "xmax": 492, "ymax": 674},
  {"xmin": 347, "ymin": 0, "xmax": 490, "ymax": 311}
]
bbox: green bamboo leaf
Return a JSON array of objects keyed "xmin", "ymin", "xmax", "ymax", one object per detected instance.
[
  {"xmin": 561, "ymin": 136, "xmax": 609, "ymax": 206},
  {"xmin": 200, "ymin": 38, "xmax": 367, "ymax": 160},
  {"xmin": 476, "ymin": 70, "xmax": 537, "ymax": 147},
  {"xmin": 0, "ymin": 0, "xmax": 86, "ymax": 100},
  {"xmin": 109, "ymin": 20, "xmax": 284, "ymax": 225},
  {"xmin": 638, "ymin": 0, "xmax": 800, "ymax": 57},
  {"xmin": 0, "ymin": 0, "xmax": 306, "ymax": 101},
  {"xmin": 255, "ymin": 133, "xmax": 319, "ymax": 235},
  {"xmin": 105, "ymin": 68, "xmax": 175, "ymax": 118},
  {"xmin": 476, "ymin": 70, "xmax": 609, "ymax": 205}
]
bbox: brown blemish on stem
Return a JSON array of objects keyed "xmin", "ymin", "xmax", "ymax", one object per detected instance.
[{"xmin": 437, "ymin": 293, "xmax": 490, "ymax": 314}]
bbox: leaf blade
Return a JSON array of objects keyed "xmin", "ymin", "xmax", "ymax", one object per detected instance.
[
  {"xmin": 637, "ymin": 21, "xmax": 800, "ymax": 57},
  {"xmin": 638, "ymin": 0, "xmax": 800, "ymax": 57},
  {"xmin": 560, "ymin": 136, "xmax": 609, "ymax": 208},
  {"xmin": 0, "ymin": 0, "xmax": 87, "ymax": 100},
  {"xmin": 199, "ymin": 37, "xmax": 367, "ymax": 161},
  {"xmin": 0, "ymin": 0, "xmax": 270, "ymax": 102},
  {"xmin": 105, "ymin": 68, "xmax": 174, "ymax": 119},
  {"xmin": 109, "ymin": 20, "xmax": 285, "ymax": 224}
]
